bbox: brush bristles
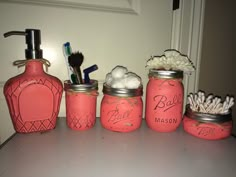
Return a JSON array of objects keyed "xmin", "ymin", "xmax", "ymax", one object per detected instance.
[
  {"xmin": 68, "ymin": 51, "xmax": 84, "ymax": 84},
  {"xmin": 68, "ymin": 51, "xmax": 84, "ymax": 67}
]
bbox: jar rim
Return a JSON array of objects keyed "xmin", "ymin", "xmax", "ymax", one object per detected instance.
[
  {"xmin": 102, "ymin": 84, "xmax": 143, "ymax": 97},
  {"xmin": 148, "ymin": 69, "xmax": 183, "ymax": 79},
  {"xmin": 185, "ymin": 104, "xmax": 232, "ymax": 123},
  {"xmin": 64, "ymin": 80, "xmax": 98, "ymax": 92}
]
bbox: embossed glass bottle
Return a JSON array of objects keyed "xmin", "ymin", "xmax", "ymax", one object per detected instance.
[
  {"xmin": 145, "ymin": 69, "xmax": 184, "ymax": 132},
  {"xmin": 100, "ymin": 84, "xmax": 143, "ymax": 132},
  {"xmin": 64, "ymin": 80, "xmax": 98, "ymax": 131},
  {"xmin": 3, "ymin": 29, "xmax": 63, "ymax": 133}
]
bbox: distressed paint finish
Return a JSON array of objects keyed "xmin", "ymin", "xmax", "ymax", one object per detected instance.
[
  {"xmin": 145, "ymin": 74, "xmax": 184, "ymax": 132},
  {"xmin": 101, "ymin": 95, "xmax": 143, "ymax": 132}
]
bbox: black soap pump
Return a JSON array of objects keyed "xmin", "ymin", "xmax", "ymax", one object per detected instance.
[
  {"xmin": 3, "ymin": 28, "xmax": 63, "ymax": 133},
  {"xmin": 4, "ymin": 29, "xmax": 43, "ymax": 59}
]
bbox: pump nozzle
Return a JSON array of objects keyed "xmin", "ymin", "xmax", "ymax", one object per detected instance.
[
  {"xmin": 3, "ymin": 29, "xmax": 43, "ymax": 59},
  {"xmin": 3, "ymin": 31, "xmax": 26, "ymax": 38}
]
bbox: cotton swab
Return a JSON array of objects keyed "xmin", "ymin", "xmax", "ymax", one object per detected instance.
[{"xmin": 187, "ymin": 91, "xmax": 234, "ymax": 114}]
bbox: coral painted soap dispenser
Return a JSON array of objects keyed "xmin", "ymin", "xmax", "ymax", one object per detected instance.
[{"xmin": 3, "ymin": 29, "xmax": 63, "ymax": 133}]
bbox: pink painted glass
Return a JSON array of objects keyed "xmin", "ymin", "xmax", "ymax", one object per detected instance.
[
  {"xmin": 183, "ymin": 105, "xmax": 232, "ymax": 140},
  {"xmin": 145, "ymin": 70, "xmax": 184, "ymax": 132},
  {"xmin": 100, "ymin": 84, "xmax": 143, "ymax": 132},
  {"xmin": 4, "ymin": 60, "xmax": 63, "ymax": 133},
  {"xmin": 64, "ymin": 80, "xmax": 98, "ymax": 131}
]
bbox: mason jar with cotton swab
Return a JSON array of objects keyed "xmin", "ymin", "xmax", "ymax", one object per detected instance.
[{"xmin": 183, "ymin": 91, "xmax": 234, "ymax": 140}]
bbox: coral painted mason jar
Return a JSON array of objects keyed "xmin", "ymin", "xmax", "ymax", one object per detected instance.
[
  {"xmin": 100, "ymin": 84, "xmax": 143, "ymax": 132},
  {"xmin": 64, "ymin": 80, "xmax": 98, "ymax": 131},
  {"xmin": 145, "ymin": 69, "xmax": 184, "ymax": 132},
  {"xmin": 183, "ymin": 105, "xmax": 232, "ymax": 140}
]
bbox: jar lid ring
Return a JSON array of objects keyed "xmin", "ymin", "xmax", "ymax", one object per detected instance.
[{"xmin": 185, "ymin": 104, "xmax": 232, "ymax": 123}]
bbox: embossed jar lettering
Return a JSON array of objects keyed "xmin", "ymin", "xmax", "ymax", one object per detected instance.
[
  {"xmin": 100, "ymin": 84, "xmax": 143, "ymax": 132},
  {"xmin": 145, "ymin": 70, "xmax": 184, "ymax": 132},
  {"xmin": 153, "ymin": 94, "xmax": 182, "ymax": 111},
  {"xmin": 183, "ymin": 105, "xmax": 232, "ymax": 140}
]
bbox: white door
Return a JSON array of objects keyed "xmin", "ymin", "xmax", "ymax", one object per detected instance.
[{"xmin": 0, "ymin": 0, "xmax": 204, "ymax": 143}]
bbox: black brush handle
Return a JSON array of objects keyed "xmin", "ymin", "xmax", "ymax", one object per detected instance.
[
  {"xmin": 73, "ymin": 67, "xmax": 83, "ymax": 84},
  {"xmin": 77, "ymin": 67, "xmax": 83, "ymax": 84}
]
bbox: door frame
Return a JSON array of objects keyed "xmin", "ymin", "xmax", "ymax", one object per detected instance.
[{"xmin": 171, "ymin": 0, "xmax": 205, "ymax": 98}]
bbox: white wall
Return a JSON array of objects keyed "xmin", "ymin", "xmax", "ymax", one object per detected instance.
[
  {"xmin": 0, "ymin": 1, "xmax": 173, "ymax": 117},
  {"xmin": 199, "ymin": 0, "xmax": 236, "ymax": 133},
  {"xmin": 0, "ymin": 0, "xmax": 174, "ymax": 143}
]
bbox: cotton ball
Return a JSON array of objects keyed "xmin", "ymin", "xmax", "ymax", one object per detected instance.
[
  {"xmin": 105, "ymin": 73, "xmax": 113, "ymax": 86},
  {"xmin": 111, "ymin": 78, "xmax": 125, "ymax": 89},
  {"xmin": 124, "ymin": 72, "xmax": 141, "ymax": 89},
  {"xmin": 111, "ymin": 66, "xmax": 128, "ymax": 79}
]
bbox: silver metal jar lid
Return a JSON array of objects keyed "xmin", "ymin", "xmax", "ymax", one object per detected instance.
[
  {"xmin": 185, "ymin": 104, "xmax": 232, "ymax": 123},
  {"xmin": 102, "ymin": 84, "xmax": 143, "ymax": 97},
  {"xmin": 64, "ymin": 80, "xmax": 98, "ymax": 92},
  {"xmin": 148, "ymin": 69, "xmax": 183, "ymax": 79}
]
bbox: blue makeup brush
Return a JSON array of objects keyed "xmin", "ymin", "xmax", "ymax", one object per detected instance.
[{"xmin": 83, "ymin": 64, "xmax": 98, "ymax": 84}]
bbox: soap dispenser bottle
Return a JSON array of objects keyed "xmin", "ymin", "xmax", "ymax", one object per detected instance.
[{"xmin": 3, "ymin": 29, "xmax": 63, "ymax": 133}]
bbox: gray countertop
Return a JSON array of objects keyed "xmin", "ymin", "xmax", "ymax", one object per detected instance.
[{"xmin": 0, "ymin": 118, "xmax": 236, "ymax": 177}]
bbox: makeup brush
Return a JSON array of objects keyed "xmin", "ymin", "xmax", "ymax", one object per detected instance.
[{"xmin": 68, "ymin": 51, "xmax": 84, "ymax": 84}]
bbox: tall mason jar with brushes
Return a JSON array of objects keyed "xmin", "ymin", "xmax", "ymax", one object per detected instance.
[
  {"xmin": 3, "ymin": 29, "xmax": 63, "ymax": 133},
  {"xmin": 145, "ymin": 50, "xmax": 195, "ymax": 132},
  {"xmin": 63, "ymin": 47, "xmax": 99, "ymax": 131}
]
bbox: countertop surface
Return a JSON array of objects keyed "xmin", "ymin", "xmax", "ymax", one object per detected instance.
[{"xmin": 0, "ymin": 118, "xmax": 236, "ymax": 177}]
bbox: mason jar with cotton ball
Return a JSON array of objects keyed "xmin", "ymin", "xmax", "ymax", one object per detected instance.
[
  {"xmin": 145, "ymin": 49, "xmax": 195, "ymax": 132},
  {"xmin": 100, "ymin": 66, "xmax": 143, "ymax": 132}
]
